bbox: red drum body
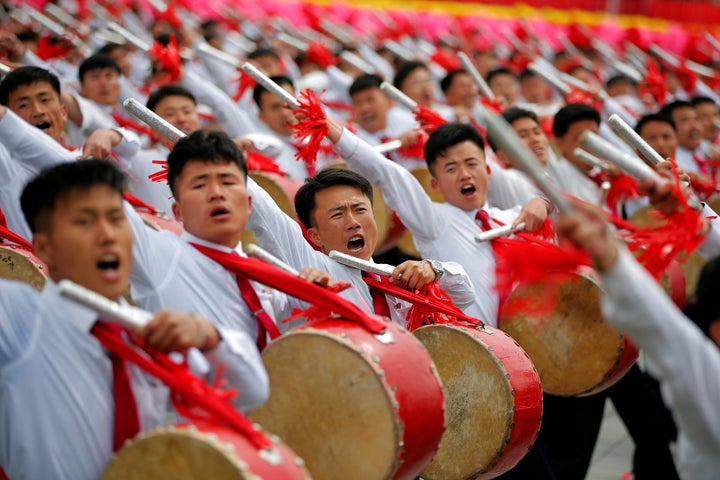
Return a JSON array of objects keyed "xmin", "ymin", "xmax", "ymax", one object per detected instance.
[
  {"xmin": 413, "ymin": 323, "xmax": 543, "ymax": 480},
  {"xmin": 501, "ymin": 270, "xmax": 638, "ymax": 397},
  {"xmin": 101, "ymin": 422, "xmax": 311, "ymax": 479},
  {"xmin": 0, "ymin": 244, "xmax": 47, "ymax": 290},
  {"xmin": 248, "ymin": 318, "xmax": 445, "ymax": 480}
]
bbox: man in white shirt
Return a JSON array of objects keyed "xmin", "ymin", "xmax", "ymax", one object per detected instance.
[
  {"xmin": 0, "ymin": 160, "xmax": 253, "ymax": 480},
  {"xmin": 0, "ymin": 67, "xmax": 140, "ymax": 240},
  {"xmin": 246, "ymin": 166, "xmax": 481, "ymax": 328},
  {"xmin": 323, "ymin": 119, "xmax": 552, "ymax": 478},
  {"xmin": 660, "ymin": 100, "xmax": 711, "ymax": 183},
  {"xmin": 558, "ymin": 195, "xmax": 720, "ymax": 480}
]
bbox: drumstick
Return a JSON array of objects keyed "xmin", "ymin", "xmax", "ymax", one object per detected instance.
[
  {"xmin": 123, "ymin": 98, "xmax": 185, "ymax": 144},
  {"xmin": 58, "ymin": 279, "xmax": 152, "ymax": 329},
  {"xmin": 579, "ymin": 130, "xmax": 702, "ymax": 210},
  {"xmin": 607, "ymin": 114, "xmax": 665, "ymax": 166},
  {"xmin": 579, "ymin": 130, "xmax": 665, "ymax": 184},
  {"xmin": 328, "ymin": 250, "xmax": 395, "ymax": 277},
  {"xmin": 573, "ymin": 148, "xmax": 612, "ymax": 172},
  {"xmin": 339, "ymin": 51, "xmax": 376, "ymax": 75},
  {"xmin": 374, "ymin": 139, "xmax": 403, "ymax": 154},
  {"xmin": 241, "ymin": 63, "xmax": 301, "ymax": 109},
  {"xmin": 106, "ymin": 21, "xmax": 151, "ymax": 51},
  {"xmin": 22, "ymin": 4, "xmax": 84, "ymax": 49},
  {"xmin": 379, "ymin": 81, "xmax": 418, "ymax": 111},
  {"xmin": 474, "ymin": 222, "xmax": 526, "ymax": 242},
  {"xmin": 458, "ymin": 51, "xmax": 495, "ymax": 100},
  {"xmin": 527, "ymin": 61, "xmax": 572, "ymax": 96},
  {"xmin": 383, "ymin": 40, "xmax": 415, "ymax": 62},
  {"xmin": 320, "ymin": 18, "xmax": 355, "ymax": 45},
  {"xmin": 478, "ymin": 106, "xmax": 574, "ymax": 213},
  {"xmin": 0, "ymin": 62, "xmax": 11, "ymax": 77},
  {"xmin": 277, "ymin": 32, "xmax": 309, "ymax": 51},
  {"xmin": 245, "ymin": 244, "xmax": 300, "ymax": 276},
  {"xmin": 705, "ymin": 32, "xmax": 720, "ymax": 54},
  {"xmin": 649, "ymin": 44, "xmax": 716, "ymax": 78},
  {"xmin": 196, "ymin": 42, "xmax": 241, "ymax": 69}
]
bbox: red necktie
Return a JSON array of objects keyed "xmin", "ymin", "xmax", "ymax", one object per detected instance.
[
  {"xmin": 235, "ymin": 275, "xmax": 281, "ymax": 351},
  {"xmin": 91, "ymin": 321, "xmax": 140, "ymax": 452},
  {"xmin": 475, "ymin": 209, "xmax": 493, "ymax": 231},
  {"xmin": 362, "ymin": 272, "xmax": 392, "ymax": 317}
]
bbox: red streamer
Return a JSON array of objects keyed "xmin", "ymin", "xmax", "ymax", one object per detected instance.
[
  {"xmin": 305, "ymin": 41, "xmax": 337, "ymax": 69},
  {"xmin": 148, "ymin": 34, "xmax": 182, "ymax": 85},
  {"xmin": 291, "ymin": 89, "xmax": 329, "ymax": 171},
  {"xmin": 414, "ymin": 105, "xmax": 447, "ymax": 133}
]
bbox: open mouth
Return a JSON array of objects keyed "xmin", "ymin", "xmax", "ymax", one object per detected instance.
[
  {"xmin": 461, "ymin": 184, "xmax": 476, "ymax": 196},
  {"xmin": 97, "ymin": 254, "xmax": 120, "ymax": 271},
  {"xmin": 34, "ymin": 122, "xmax": 51, "ymax": 131},
  {"xmin": 347, "ymin": 235, "xmax": 365, "ymax": 252},
  {"xmin": 210, "ymin": 206, "xmax": 230, "ymax": 218}
]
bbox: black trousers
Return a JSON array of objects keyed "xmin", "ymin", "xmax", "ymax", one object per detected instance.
[{"xmin": 537, "ymin": 363, "xmax": 679, "ymax": 480}]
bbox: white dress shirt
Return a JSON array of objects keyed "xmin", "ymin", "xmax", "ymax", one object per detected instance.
[
  {"xmin": 601, "ymin": 248, "xmax": 720, "ymax": 480},
  {"xmin": 246, "ymin": 175, "xmax": 480, "ymax": 327},
  {"xmin": 0, "ymin": 108, "xmax": 139, "ymax": 241},
  {"xmin": 331, "ymin": 129, "xmax": 517, "ymax": 324},
  {"xmin": 0, "ymin": 280, "xmax": 167, "ymax": 480},
  {"xmin": 545, "ymin": 154, "xmax": 603, "ymax": 206}
]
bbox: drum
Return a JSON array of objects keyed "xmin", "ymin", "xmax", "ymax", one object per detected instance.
[
  {"xmin": 628, "ymin": 205, "xmax": 705, "ymax": 301},
  {"xmin": 0, "ymin": 244, "xmax": 47, "ymax": 290},
  {"xmin": 101, "ymin": 422, "xmax": 312, "ymax": 480},
  {"xmin": 500, "ymin": 270, "xmax": 638, "ymax": 397},
  {"xmin": 250, "ymin": 171, "xmax": 303, "ymax": 218},
  {"xmin": 248, "ymin": 318, "xmax": 445, "ymax": 480},
  {"xmin": 413, "ymin": 323, "xmax": 543, "ymax": 480}
]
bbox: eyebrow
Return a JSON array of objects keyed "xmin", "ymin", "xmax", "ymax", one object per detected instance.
[{"xmin": 326, "ymin": 201, "xmax": 368, "ymax": 214}]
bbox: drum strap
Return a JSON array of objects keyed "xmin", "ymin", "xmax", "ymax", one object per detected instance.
[
  {"xmin": 91, "ymin": 321, "xmax": 141, "ymax": 452},
  {"xmin": 362, "ymin": 272, "xmax": 392, "ymax": 318}
]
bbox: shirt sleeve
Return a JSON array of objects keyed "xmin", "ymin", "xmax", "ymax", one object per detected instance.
[
  {"xmin": 203, "ymin": 325, "xmax": 270, "ymax": 411},
  {"xmin": 0, "ymin": 282, "xmax": 39, "ymax": 367},
  {"xmin": 0, "ymin": 108, "xmax": 75, "ymax": 171},
  {"xmin": 600, "ymin": 247, "xmax": 720, "ymax": 446},
  {"xmin": 697, "ymin": 203, "xmax": 720, "ymax": 260},
  {"xmin": 436, "ymin": 261, "xmax": 479, "ymax": 311},
  {"xmin": 180, "ymin": 69, "xmax": 257, "ymax": 137},
  {"xmin": 334, "ymin": 128, "xmax": 447, "ymax": 242}
]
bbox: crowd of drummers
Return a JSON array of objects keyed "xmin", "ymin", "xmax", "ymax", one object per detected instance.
[{"xmin": 1, "ymin": 1, "xmax": 720, "ymax": 479}]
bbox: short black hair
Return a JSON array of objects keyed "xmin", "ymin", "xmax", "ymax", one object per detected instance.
[
  {"xmin": 78, "ymin": 54, "xmax": 122, "ymax": 83},
  {"xmin": 659, "ymin": 100, "xmax": 695, "ymax": 119},
  {"xmin": 393, "ymin": 61, "xmax": 429, "ymax": 90},
  {"xmin": 166, "ymin": 130, "xmax": 247, "ymax": 199},
  {"xmin": 0, "ymin": 66, "xmax": 61, "ymax": 105},
  {"xmin": 349, "ymin": 73, "xmax": 383, "ymax": 97},
  {"xmin": 21, "ymin": 160, "xmax": 126, "ymax": 233},
  {"xmin": 294, "ymin": 168, "xmax": 373, "ymax": 229},
  {"xmin": 691, "ymin": 95, "xmax": 718, "ymax": 109},
  {"xmin": 518, "ymin": 68, "xmax": 539, "ymax": 82},
  {"xmin": 424, "ymin": 123, "xmax": 485, "ymax": 173},
  {"xmin": 248, "ymin": 47, "xmax": 280, "ymax": 61},
  {"xmin": 634, "ymin": 113, "xmax": 677, "ymax": 135},
  {"xmin": 486, "ymin": 67, "xmax": 517, "ymax": 86},
  {"xmin": 605, "ymin": 74, "xmax": 634, "ymax": 90},
  {"xmin": 146, "ymin": 84, "xmax": 197, "ymax": 112},
  {"xmin": 553, "ymin": 103, "xmax": 601, "ymax": 138},
  {"xmin": 253, "ymin": 75, "xmax": 294, "ymax": 108},
  {"xmin": 95, "ymin": 42, "xmax": 126, "ymax": 57},
  {"xmin": 440, "ymin": 69, "xmax": 468, "ymax": 94},
  {"xmin": 486, "ymin": 107, "xmax": 540, "ymax": 152}
]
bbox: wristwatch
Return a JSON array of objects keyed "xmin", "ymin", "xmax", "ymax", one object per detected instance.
[{"xmin": 427, "ymin": 259, "xmax": 444, "ymax": 280}]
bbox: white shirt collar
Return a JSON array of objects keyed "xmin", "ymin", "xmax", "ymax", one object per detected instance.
[{"xmin": 181, "ymin": 230, "xmax": 244, "ymax": 256}]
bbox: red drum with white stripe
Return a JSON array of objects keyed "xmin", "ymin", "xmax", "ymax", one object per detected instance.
[
  {"xmin": 413, "ymin": 323, "xmax": 543, "ymax": 480},
  {"xmin": 248, "ymin": 318, "xmax": 445, "ymax": 480},
  {"xmin": 101, "ymin": 422, "xmax": 311, "ymax": 479}
]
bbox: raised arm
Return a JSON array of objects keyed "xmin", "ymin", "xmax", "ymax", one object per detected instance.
[{"xmin": 326, "ymin": 120, "xmax": 447, "ymax": 241}]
